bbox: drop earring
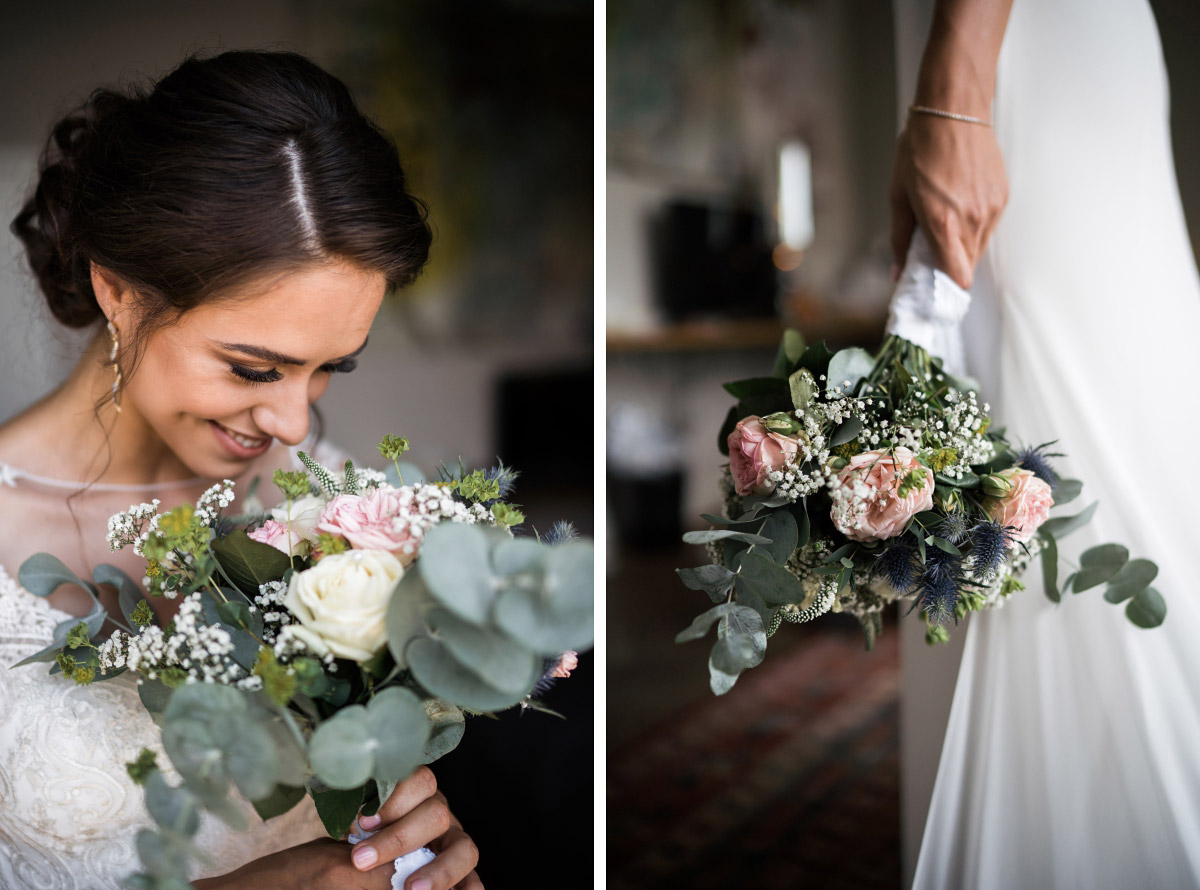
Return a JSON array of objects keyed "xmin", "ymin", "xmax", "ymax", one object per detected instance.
[{"xmin": 107, "ymin": 320, "xmax": 122, "ymax": 413}]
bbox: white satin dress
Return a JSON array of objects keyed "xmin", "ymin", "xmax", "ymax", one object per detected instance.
[{"xmin": 894, "ymin": 1, "xmax": 1200, "ymax": 888}]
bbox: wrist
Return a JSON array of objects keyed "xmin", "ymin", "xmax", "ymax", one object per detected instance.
[{"xmin": 913, "ymin": 43, "xmax": 994, "ymax": 120}]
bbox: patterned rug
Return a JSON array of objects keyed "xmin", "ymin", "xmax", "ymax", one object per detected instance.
[{"xmin": 608, "ymin": 624, "xmax": 901, "ymax": 890}]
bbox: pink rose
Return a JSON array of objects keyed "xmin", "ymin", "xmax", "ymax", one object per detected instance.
[
  {"xmin": 831, "ymin": 447, "xmax": 934, "ymax": 542},
  {"xmin": 316, "ymin": 488, "xmax": 421, "ymax": 566},
  {"xmin": 248, "ymin": 519, "xmax": 304, "ymax": 555},
  {"xmin": 987, "ymin": 468, "xmax": 1054, "ymax": 542},
  {"xmin": 550, "ymin": 650, "xmax": 579, "ymax": 679},
  {"xmin": 727, "ymin": 416, "xmax": 801, "ymax": 497}
]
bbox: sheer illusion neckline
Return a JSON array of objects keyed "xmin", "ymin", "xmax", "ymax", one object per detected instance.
[{"xmin": 0, "ymin": 459, "xmax": 207, "ymax": 493}]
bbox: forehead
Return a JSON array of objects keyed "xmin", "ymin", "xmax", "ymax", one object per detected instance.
[{"xmin": 168, "ymin": 260, "xmax": 387, "ymax": 357}]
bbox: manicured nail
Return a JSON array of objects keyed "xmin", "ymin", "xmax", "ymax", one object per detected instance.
[
  {"xmin": 411, "ymin": 880, "xmax": 432, "ymax": 890},
  {"xmin": 352, "ymin": 845, "xmax": 378, "ymax": 869},
  {"xmin": 359, "ymin": 813, "xmax": 382, "ymax": 830}
]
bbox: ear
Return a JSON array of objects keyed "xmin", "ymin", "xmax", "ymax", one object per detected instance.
[{"xmin": 90, "ymin": 262, "xmax": 134, "ymax": 325}]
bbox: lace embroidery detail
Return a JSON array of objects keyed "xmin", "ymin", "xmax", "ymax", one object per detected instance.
[{"xmin": 0, "ymin": 564, "xmax": 324, "ymax": 888}]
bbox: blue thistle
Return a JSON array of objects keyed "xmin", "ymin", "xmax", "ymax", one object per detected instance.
[
  {"xmin": 969, "ymin": 519, "xmax": 1013, "ymax": 580},
  {"xmin": 938, "ymin": 510, "xmax": 969, "ymax": 545},
  {"xmin": 917, "ymin": 572, "xmax": 958, "ymax": 625},
  {"xmin": 539, "ymin": 520, "xmax": 578, "ymax": 547},
  {"xmin": 875, "ymin": 536, "xmax": 919, "ymax": 593},
  {"xmin": 1015, "ymin": 442, "xmax": 1061, "ymax": 490},
  {"xmin": 531, "ymin": 656, "xmax": 561, "ymax": 696},
  {"xmin": 485, "ymin": 462, "xmax": 520, "ymax": 502}
]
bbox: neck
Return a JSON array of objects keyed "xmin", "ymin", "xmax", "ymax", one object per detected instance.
[{"xmin": 14, "ymin": 332, "xmax": 199, "ymax": 486}]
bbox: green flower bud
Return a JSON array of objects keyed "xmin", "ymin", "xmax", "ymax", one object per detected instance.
[
  {"xmin": 273, "ymin": 468, "xmax": 311, "ymax": 501},
  {"xmin": 126, "ymin": 748, "xmax": 159, "ymax": 785},
  {"xmin": 981, "ymin": 473, "xmax": 1015, "ymax": 498},
  {"xmin": 491, "ymin": 503, "xmax": 525, "ymax": 528},
  {"xmin": 761, "ymin": 412, "xmax": 803, "ymax": 435},
  {"xmin": 378, "ymin": 434, "xmax": 411, "ymax": 460}
]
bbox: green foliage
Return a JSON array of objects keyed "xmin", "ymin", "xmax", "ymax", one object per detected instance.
[
  {"xmin": 454, "ymin": 469, "xmax": 501, "ymax": 503},
  {"xmin": 1125, "ymin": 586, "xmax": 1167, "ymax": 628},
  {"xmin": 253, "ymin": 649, "xmax": 297, "ymax": 708},
  {"xmin": 211, "ymin": 530, "xmax": 292, "ymax": 596},
  {"xmin": 1039, "ymin": 501, "xmax": 1099, "ymax": 539},
  {"xmin": 1041, "ymin": 533, "xmax": 1060, "ymax": 602},
  {"xmin": 676, "ymin": 564, "xmax": 737, "ymax": 603},
  {"xmin": 126, "ymin": 749, "xmax": 159, "ymax": 785},
  {"xmin": 251, "ymin": 783, "xmax": 307, "ymax": 823},
  {"xmin": 826, "ymin": 347, "xmax": 874, "ymax": 393},
  {"xmin": 378, "ymin": 434, "xmax": 411, "ymax": 460},
  {"xmin": 491, "ymin": 503, "xmax": 525, "ymax": 528},
  {"xmin": 132, "ymin": 600, "xmax": 155, "ymax": 627},
  {"xmin": 422, "ymin": 699, "xmax": 467, "ymax": 763},
  {"xmin": 315, "ymin": 532, "xmax": 349, "ymax": 556},
  {"xmin": 273, "ymin": 468, "xmax": 310, "ymax": 501},
  {"xmin": 297, "ymin": 451, "xmax": 340, "ymax": 496},
  {"xmin": 312, "ymin": 786, "xmax": 365, "ymax": 840},
  {"xmin": 66, "ymin": 621, "xmax": 92, "ymax": 650},
  {"xmin": 1102, "ymin": 558, "xmax": 1158, "ymax": 604},
  {"xmin": 342, "ymin": 460, "xmax": 360, "ymax": 496},
  {"xmin": 676, "ymin": 602, "xmax": 766, "ymax": 695},
  {"xmin": 1073, "ymin": 543, "xmax": 1129, "ymax": 592},
  {"xmin": 308, "ymin": 687, "xmax": 430, "ymax": 790},
  {"xmin": 925, "ymin": 623, "xmax": 950, "ymax": 646}
]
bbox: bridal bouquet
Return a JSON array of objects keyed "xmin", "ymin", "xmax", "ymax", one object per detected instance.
[
  {"xmin": 677, "ymin": 331, "xmax": 1163, "ymax": 694},
  {"xmin": 15, "ymin": 436, "xmax": 593, "ymax": 888}
]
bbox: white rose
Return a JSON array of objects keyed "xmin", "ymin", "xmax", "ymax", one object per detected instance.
[
  {"xmin": 283, "ymin": 549, "xmax": 404, "ymax": 662},
  {"xmin": 270, "ymin": 494, "xmax": 328, "ymax": 542}
]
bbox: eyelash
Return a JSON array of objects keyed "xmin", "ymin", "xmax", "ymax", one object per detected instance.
[{"xmin": 229, "ymin": 359, "xmax": 358, "ymax": 385}]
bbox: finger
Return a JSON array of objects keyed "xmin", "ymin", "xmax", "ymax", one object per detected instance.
[
  {"xmin": 363, "ymin": 766, "xmax": 439, "ymax": 829},
  {"xmin": 406, "ymin": 828, "xmax": 481, "ymax": 890},
  {"xmin": 889, "ymin": 190, "xmax": 917, "ymax": 279},
  {"xmin": 353, "ymin": 795, "xmax": 451, "ymax": 871},
  {"xmin": 918, "ymin": 211, "xmax": 974, "ymax": 289}
]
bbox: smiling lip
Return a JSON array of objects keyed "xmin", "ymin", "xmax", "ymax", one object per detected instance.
[{"xmin": 209, "ymin": 420, "xmax": 272, "ymax": 459}]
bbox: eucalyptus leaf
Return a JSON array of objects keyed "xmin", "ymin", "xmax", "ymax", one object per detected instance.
[
  {"xmin": 759, "ymin": 511, "xmax": 799, "ymax": 565},
  {"xmin": 676, "ymin": 564, "xmax": 737, "ymax": 602},
  {"xmin": 18, "ymin": 552, "xmax": 100, "ymax": 600},
  {"xmin": 216, "ymin": 600, "xmax": 253, "ymax": 631},
  {"xmin": 675, "ymin": 603, "xmax": 740, "ymax": 643},
  {"xmin": 797, "ymin": 341, "xmax": 836, "ymax": 376},
  {"xmin": 830, "ymin": 417, "xmax": 864, "ymax": 447},
  {"xmin": 935, "ymin": 471, "xmax": 981, "ymax": 489},
  {"xmin": 1103, "ymin": 559, "xmax": 1158, "ymax": 604},
  {"xmin": 737, "ymin": 551, "xmax": 805, "ymax": 605},
  {"xmin": 795, "ymin": 509, "xmax": 810, "ymax": 548},
  {"xmin": 1052, "ymin": 479, "xmax": 1083, "ymax": 506},
  {"xmin": 699, "ymin": 513, "xmax": 762, "ymax": 529},
  {"xmin": 363, "ymin": 687, "xmax": 433, "ymax": 785},
  {"xmin": 722, "ymin": 377, "xmax": 789, "ymax": 401},
  {"xmin": 93, "ymin": 563, "xmax": 144, "ymax": 628},
  {"xmin": 422, "ymin": 699, "xmax": 467, "ymax": 763},
  {"xmin": 683, "ymin": 528, "xmax": 771, "ymax": 546},
  {"xmin": 11, "ymin": 609, "xmax": 105, "ymax": 668},
  {"xmin": 144, "ymin": 771, "xmax": 201, "ymax": 838},
  {"xmin": 1125, "ymin": 586, "xmax": 1167, "ymax": 628},
  {"xmin": 418, "ymin": 523, "xmax": 497, "ymax": 623},
  {"xmin": 1040, "ymin": 501, "xmax": 1099, "ymax": 539},
  {"xmin": 826, "ymin": 347, "xmax": 874, "ymax": 394},
  {"xmin": 427, "ymin": 607, "xmax": 541, "ymax": 695},
  {"xmin": 1073, "ymin": 543, "xmax": 1129, "ymax": 592},
  {"xmin": 406, "ymin": 635, "xmax": 539, "ymax": 710},
  {"xmin": 491, "ymin": 537, "xmax": 546, "ymax": 577},
  {"xmin": 1040, "ymin": 533, "xmax": 1059, "ymax": 603}
]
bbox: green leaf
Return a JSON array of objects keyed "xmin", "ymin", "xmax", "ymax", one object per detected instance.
[
  {"xmin": 11, "ymin": 609, "xmax": 104, "ymax": 668},
  {"xmin": 427, "ymin": 607, "xmax": 541, "ymax": 695},
  {"xmin": 682, "ymin": 529, "xmax": 771, "ymax": 546},
  {"xmin": 795, "ymin": 509, "xmax": 810, "ymax": 549},
  {"xmin": 310, "ymin": 688, "xmax": 430, "ymax": 790},
  {"xmin": 143, "ymin": 770, "xmax": 200, "ymax": 838},
  {"xmin": 698, "ymin": 513, "xmax": 760, "ymax": 528},
  {"xmin": 788, "ymin": 368, "xmax": 817, "ymax": 411},
  {"xmin": 1103, "ymin": 559, "xmax": 1158, "ymax": 604},
  {"xmin": 1073, "ymin": 543, "xmax": 1129, "ymax": 592},
  {"xmin": 722, "ymin": 377, "xmax": 789, "ymax": 401},
  {"xmin": 935, "ymin": 471, "xmax": 981, "ymax": 489},
  {"xmin": 18, "ymin": 552, "xmax": 99, "ymax": 599},
  {"xmin": 829, "ymin": 417, "xmax": 864, "ymax": 447},
  {"xmin": 422, "ymin": 699, "xmax": 466, "ymax": 763},
  {"xmin": 418, "ymin": 523, "xmax": 497, "ymax": 623},
  {"xmin": 826, "ymin": 347, "xmax": 874, "ymax": 394},
  {"xmin": 1052, "ymin": 479, "xmax": 1083, "ymax": 506},
  {"xmin": 216, "ymin": 600, "xmax": 253, "ymax": 631},
  {"xmin": 251, "ymin": 783, "xmax": 308, "ymax": 823},
  {"xmin": 1125, "ymin": 586, "xmax": 1167, "ymax": 628},
  {"xmin": 1040, "ymin": 533, "xmax": 1059, "ymax": 603},
  {"xmin": 797, "ymin": 341, "xmax": 836, "ymax": 376},
  {"xmin": 782, "ymin": 328, "xmax": 807, "ymax": 363},
  {"xmin": 93, "ymin": 563, "xmax": 144, "ymax": 628},
  {"xmin": 1040, "ymin": 501, "xmax": 1099, "ymax": 539},
  {"xmin": 676, "ymin": 564, "xmax": 737, "ymax": 603},
  {"xmin": 676, "ymin": 603, "xmax": 740, "ymax": 643},
  {"xmin": 210, "ymin": 531, "xmax": 291, "ymax": 596},
  {"xmin": 929, "ymin": 536, "xmax": 962, "ymax": 556},
  {"xmin": 736, "ymin": 551, "xmax": 805, "ymax": 605},
  {"xmin": 312, "ymin": 785, "xmax": 364, "ymax": 839},
  {"xmin": 759, "ymin": 511, "xmax": 798, "ymax": 565},
  {"xmin": 706, "ymin": 604, "xmax": 766, "ymax": 695},
  {"xmin": 405, "ymin": 635, "xmax": 540, "ymax": 710}
]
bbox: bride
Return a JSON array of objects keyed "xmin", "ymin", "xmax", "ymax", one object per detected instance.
[
  {"xmin": 0, "ymin": 51, "xmax": 482, "ymax": 889},
  {"xmin": 891, "ymin": 0, "xmax": 1200, "ymax": 887}
]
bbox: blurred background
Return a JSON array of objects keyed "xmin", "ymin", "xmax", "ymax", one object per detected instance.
[
  {"xmin": 605, "ymin": 1, "xmax": 1200, "ymax": 888},
  {"xmin": 0, "ymin": 1, "xmax": 591, "ymax": 887}
]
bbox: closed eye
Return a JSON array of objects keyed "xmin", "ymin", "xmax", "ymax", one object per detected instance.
[
  {"xmin": 318, "ymin": 358, "xmax": 358, "ymax": 374},
  {"xmin": 230, "ymin": 358, "xmax": 357, "ymax": 385}
]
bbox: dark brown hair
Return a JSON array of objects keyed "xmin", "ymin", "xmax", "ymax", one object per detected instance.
[{"xmin": 12, "ymin": 50, "xmax": 431, "ymax": 392}]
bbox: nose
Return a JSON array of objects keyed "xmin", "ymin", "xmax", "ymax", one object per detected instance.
[{"xmin": 251, "ymin": 381, "xmax": 311, "ymax": 447}]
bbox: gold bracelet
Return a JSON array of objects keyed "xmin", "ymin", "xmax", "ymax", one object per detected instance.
[{"xmin": 908, "ymin": 104, "xmax": 992, "ymax": 127}]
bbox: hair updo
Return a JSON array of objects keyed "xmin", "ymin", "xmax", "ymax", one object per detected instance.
[{"xmin": 12, "ymin": 50, "xmax": 431, "ymax": 337}]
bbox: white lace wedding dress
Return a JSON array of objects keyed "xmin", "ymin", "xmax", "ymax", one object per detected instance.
[
  {"xmin": 0, "ymin": 442, "xmax": 335, "ymax": 888},
  {"xmin": 894, "ymin": 1, "xmax": 1200, "ymax": 888}
]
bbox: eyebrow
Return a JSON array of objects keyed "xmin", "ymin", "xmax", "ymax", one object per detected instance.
[{"xmin": 215, "ymin": 337, "xmax": 369, "ymax": 367}]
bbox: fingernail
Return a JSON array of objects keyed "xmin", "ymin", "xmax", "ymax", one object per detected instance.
[
  {"xmin": 890, "ymin": 262, "xmax": 901, "ymax": 283},
  {"xmin": 359, "ymin": 813, "xmax": 382, "ymax": 830},
  {"xmin": 352, "ymin": 845, "xmax": 378, "ymax": 869},
  {"xmin": 411, "ymin": 880, "xmax": 432, "ymax": 890}
]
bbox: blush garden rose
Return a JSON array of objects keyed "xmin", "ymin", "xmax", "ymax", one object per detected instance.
[
  {"xmin": 727, "ymin": 416, "xmax": 802, "ymax": 496},
  {"xmin": 986, "ymin": 467, "xmax": 1054, "ymax": 542},
  {"xmin": 830, "ymin": 447, "xmax": 934, "ymax": 542}
]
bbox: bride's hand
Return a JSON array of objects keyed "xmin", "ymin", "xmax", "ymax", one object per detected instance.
[
  {"xmin": 349, "ymin": 766, "xmax": 483, "ymax": 890},
  {"xmin": 889, "ymin": 114, "xmax": 1008, "ymax": 290}
]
